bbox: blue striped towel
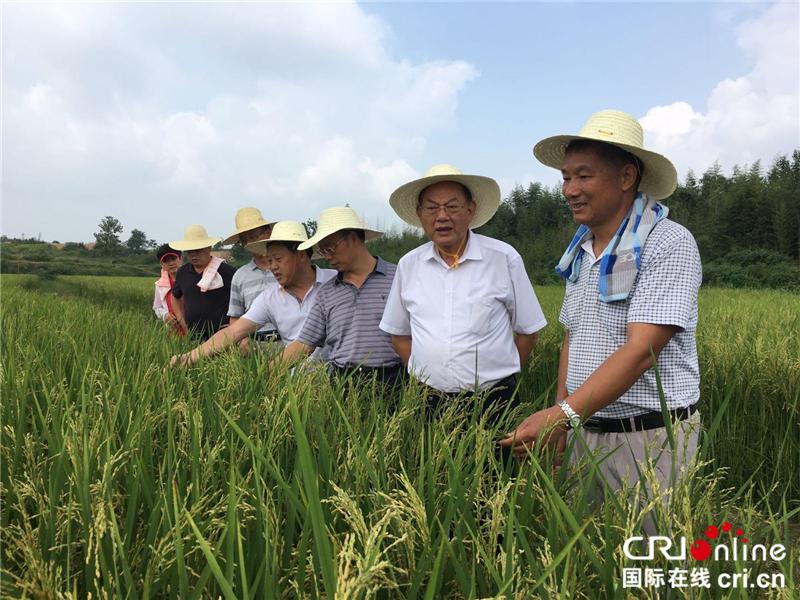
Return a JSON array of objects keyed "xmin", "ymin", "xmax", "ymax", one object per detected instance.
[{"xmin": 555, "ymin": 193, "xmax": 668, "ymax": 302}]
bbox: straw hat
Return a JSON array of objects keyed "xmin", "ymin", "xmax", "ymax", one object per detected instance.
[
  {"xmin": 170, "ymin": 225, "xmax": 222, "ymax": 251},
  {"xmin": 297, "ymin": 207, "xmax": 383, "ymax": 251},
  {"xmin": 245, "ymin": 221, "xmax": 322, "ymax": 259},
  {"xmin": 389, "ymin": 164, "xmax": 501, "ymax": 229},
  {"xmin": 533, "ymin": 110, "xmax": 678, "ymax": 199},
  {"xmin": 222, "ymin": 207, "xmax": 277, "ymax": 245}
]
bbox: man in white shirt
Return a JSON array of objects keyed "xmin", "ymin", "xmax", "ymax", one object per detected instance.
[
  {"xmin": 170, "ymin": 222, "xmax": 336, "ymax": 368},
  {"xmin": 380, "ymin": 164, "xmax": 547, "ymax": 425}
]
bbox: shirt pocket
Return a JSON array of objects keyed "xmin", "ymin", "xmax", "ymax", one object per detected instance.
[{"xmin": 467, "ymin": 296, "xmax": 495, "ymax": 335}]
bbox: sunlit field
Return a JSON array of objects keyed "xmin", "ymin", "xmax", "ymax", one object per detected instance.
[{"xmin": 2, "ymin": 274, "xmax": 798, "ymax": 598}]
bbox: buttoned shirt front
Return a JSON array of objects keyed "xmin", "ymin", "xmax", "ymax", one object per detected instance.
[
  {"xmin": 380, "ymin": 233, "xmax": 547, "ymax": 392},
  {"xmin": 228, "ymin": 258, "xmax": 278, "ymax": 333},
  {"xmin": 241, "ymin": 267, "xmax": 337, "ymax": 360},
  {"xmin": 298, "ymin": 257, "xmax": 401, "ymax": 368},
  {"xmin": 559, "ymin": 219, "xmax": 702, "ymax": 418}
]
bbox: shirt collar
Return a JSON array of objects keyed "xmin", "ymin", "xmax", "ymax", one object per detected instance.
[
  {"xmin": 423, "ymin": 232, "xmax": 482, "ymax": 267},
  {"xmin": 249, "ymin": 258, "xmax": 273, "ymax": 273},
  {"xmin": 313, "ymin": 265, "xmax": 326, "ymax": 284},
  {"xmin": 335, "ymin": 255, "xmax": 386, "ymax": 283},
  {"xmin": 581, "ymin": 238, "xmax": 601, "ymax": 265}
]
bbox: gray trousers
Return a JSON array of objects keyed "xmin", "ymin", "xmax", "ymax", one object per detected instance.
[{"xmin": 567, "ymin": 411, "xmax": 701, "ymax": 536}]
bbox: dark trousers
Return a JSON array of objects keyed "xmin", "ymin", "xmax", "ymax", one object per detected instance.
[
  {"xmin": 425, "ymin": 374, "xmax": 521, "ymax": 470},
  {"xmin": 424, "ymin": 374, "xmax": 520, "ymax": 425},
  {"xmin": 329, "ymin": 364, "xmax": 408, "ymax": 406}
]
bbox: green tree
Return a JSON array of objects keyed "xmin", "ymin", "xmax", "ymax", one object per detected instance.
[
  {"xmin": 303, "ymin": 219, "xmax": 318, "ymax": 238},
  {"xmin": 94, "ymin": 216, "xmax": 124, "ymax": 256},
  {"xmin": 125, "ymin": 229, "xmax": 155, "ymax": 253},
  {"xmin": 231, "ymin": 243, "xmax": 249, "ymax": 263}
]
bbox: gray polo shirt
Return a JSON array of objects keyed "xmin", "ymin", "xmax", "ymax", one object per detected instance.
[
  {"xmin": 559, "ymin": 219, "xmax": 702, "ymax": 419},
  {"xmin": 228, "ymin": 258, "xmax": 277, "ymax": 333},
  {"xmin": 298, "ymin": 256, "xmax": 401, "ymax": 368}
]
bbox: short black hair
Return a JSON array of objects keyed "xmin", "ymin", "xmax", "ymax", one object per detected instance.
[
  {"xmin": 417, "ymin": 182, "xmax": 473, "ymax": 206},
  {"xmin": 565, "ymin": 139, "xmax": 644, "ymax": 188},
  {"xmin": 343, "ymin": 229, "xmax": 366, "ymax": 242},
  {"xmin": 156, "ymin": 243, "xmax": 182, "ymax": 261},
  {"xmin": 267, "ymin": 240, "xmax": 313, "ymax": 258}
]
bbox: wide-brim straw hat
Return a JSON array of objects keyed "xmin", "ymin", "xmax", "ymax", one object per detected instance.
[
  {"xmin": 222, "ymin": 207, "xmax": 277, "ymax": 245},
  {"xmin": 170, "ymin": 225, "xmax": 222, "ymax": 251},
  {"xmin": 297, "ymin": 207, "xmax": 383, "ymax": 251},
  {"xmin": 533, "ymin": 109, "xmax": 678, "ymax": 199},
  {"xmin": 389, "ymin": 164, "xmax": 501, "ymax": 229},
  {"xmin": 245, "ymin": 221, "xmax": 322, "ymax": 259}
]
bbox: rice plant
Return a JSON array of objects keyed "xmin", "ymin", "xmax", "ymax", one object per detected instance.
[{"xmin": 1, "ymin": 275, "xmax": 798, "ymax": 598}]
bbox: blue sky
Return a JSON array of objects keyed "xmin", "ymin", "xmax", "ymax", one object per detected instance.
[{"xmin": 3, "ymin": 1, "xmax": 797, "ymax": 244}]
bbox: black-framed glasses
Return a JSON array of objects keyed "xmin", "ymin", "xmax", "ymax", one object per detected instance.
[
  {"xmin": 316, "ymin": 235, "xmax": 348, "ymax": 256},
  {"xmin": 419, "ymin": 201, "xmax": 469, "ymax": 217}
]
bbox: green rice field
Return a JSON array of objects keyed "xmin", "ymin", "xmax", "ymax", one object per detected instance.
[{"xmin": 2, "ymin": 274, "xmax": 798, "ymax": 598}]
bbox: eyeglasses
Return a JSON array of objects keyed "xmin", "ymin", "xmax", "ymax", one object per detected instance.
[
  {"xmin": 239, "ymin": 227, "xmax": 271, "ymax": 247},
  {"xmin": 419, "ymin": 201, "xmax": 469, "ymax": 218},
  {"xmin": 316, "ymin": 235, "xmax": 348, "ymax": 256}
]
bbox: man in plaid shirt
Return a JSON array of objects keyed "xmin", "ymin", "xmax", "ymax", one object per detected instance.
[{"xmin": 502, "ymin": 110, "xmax": 702, "ymax": 533}]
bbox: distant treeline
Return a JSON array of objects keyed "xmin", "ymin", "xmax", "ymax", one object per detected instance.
[
  {"xmin": 3, "ymin": 152, "xmax": 799, "ymax": 291},
  {"xmin": 371, "ymin": 151, "xmax": 800, "ymax": 292}
]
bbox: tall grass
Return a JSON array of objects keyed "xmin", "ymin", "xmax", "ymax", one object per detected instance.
[{"xmin": 1, "ymin": 275, "xmax": 798, "ymax": 598}]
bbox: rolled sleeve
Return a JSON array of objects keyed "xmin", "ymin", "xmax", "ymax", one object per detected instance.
[
  {"xmin": 558, "ymin": 295, "xmax": 571, "ymax": 330},
  {"xmin": 627, "ymin": 230, "xmax": 701, "ymax": 330},
  {"xmin": 506, "ymin": 255, "xmax": 547, "ymax": 335},
  {"xmin": 379, "ymin": 268, "xmax": 411, "ymax": 336},
  {"xmin": 241, "ymin": 291, "xmax": 273, "ymax": 328}
]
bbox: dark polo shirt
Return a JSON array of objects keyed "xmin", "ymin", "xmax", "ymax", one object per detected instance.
[
  {"xmin": 172, "ymin": 261, "xmax": 237, "ymax": 339},
  {"xmin": 298, "ymin": 256, "xmax": 401, "ymax": 368}
]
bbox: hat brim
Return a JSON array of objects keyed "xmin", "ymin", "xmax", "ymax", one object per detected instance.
[
  {"xmin": 533, "ymin": 135, "xmax": 678, "ymax": 200},
  {"xmin": 246, "ymin": 237, "xmax": 323, "ymax": 260},
  {"xmin": 297, "ymin": 226, "xmax": 383, "ymax": 251},
  {"xmin": 389, "ymin": 173, "xmax": 501, "ymax": 229},
  {"xmin": 222, "ymin": 221, "xmax": 278, "ymax": 246},
  {"xmin": 170, "ymin": 237, "xmax": 222, "ymax": 251}
]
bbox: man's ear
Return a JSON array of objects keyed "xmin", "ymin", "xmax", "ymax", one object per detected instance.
[{"xmin": 620, "ymin": 163, "xmax": 639, "ymax": 192}]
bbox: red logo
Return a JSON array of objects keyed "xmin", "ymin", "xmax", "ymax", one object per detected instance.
[{"xmin": 690, "ymin": 522, "xmax": 747, "ymax": 561}]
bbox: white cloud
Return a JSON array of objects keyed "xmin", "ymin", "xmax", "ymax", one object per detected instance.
[
  {"xmin": 640, "ymin": 1, "xmax": 799, "ymax": 180},
  {"xmin": 2, "ymin": 2, "xmax": 477, "ymax": 242}
]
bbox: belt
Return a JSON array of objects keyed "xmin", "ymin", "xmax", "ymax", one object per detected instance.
[
  {"xmin": 332, "ymin": 363, "xmax": 405, "ymax": 375},
  {"xmin": 582, "ymin": 403, "xmax": 698, "ymax": 433},
  {"xmin": 253, "ymin": 330, "xmax": 281, "ymax": 342}
]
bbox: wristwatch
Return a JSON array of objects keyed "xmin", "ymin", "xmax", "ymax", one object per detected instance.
[{"xmin": 557, "ymin": 399, "xmax": 583, "ymax": 429}]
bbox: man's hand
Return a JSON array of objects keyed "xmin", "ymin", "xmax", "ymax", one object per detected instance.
[
  {"xmin": 500, "ymin": 405, "xmax": 570, "ymax": 460},
  {"xmin": 164, "ymin": 312, "xmax": 178, "ymax": 327},
  {"xmin": 237, "ymin": 338, "xmax": 251, "ymax": 358},
  {"xmin": 169, "ymin": 352, "xmax": 194, "ymax": 369}
]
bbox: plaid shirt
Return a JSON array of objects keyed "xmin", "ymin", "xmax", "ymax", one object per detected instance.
[{"xmin": 558, "ymin": 219, "xmax": 702, "ymax": 418}]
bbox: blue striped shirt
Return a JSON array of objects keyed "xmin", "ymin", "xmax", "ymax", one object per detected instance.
[{"xmin": 298, "ymin": 256, "xmax": 401, "ymax": 368}]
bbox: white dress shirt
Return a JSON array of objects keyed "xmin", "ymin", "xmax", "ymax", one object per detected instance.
[
  {"xmin": 380, "ymin": 232, "xmax": 547, "ymax": 392},
  {"xmin": 242, "ymin": 267, "xmax": 337, "ymax": 360}
]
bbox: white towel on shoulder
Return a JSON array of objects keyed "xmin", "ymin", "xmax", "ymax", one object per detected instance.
[{"xmin": 198, "ymin": 257, "xmax": 225, "ymax": 292}]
